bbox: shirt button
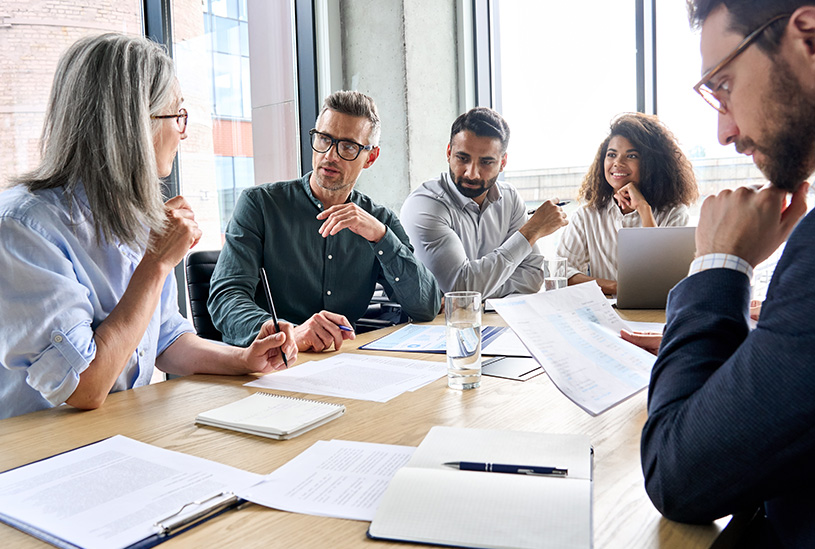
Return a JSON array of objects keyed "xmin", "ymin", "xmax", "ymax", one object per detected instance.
[
  {"xmin": 378, "ymin": 250, "xmax": 383, "ymax": 256},
  {"xmin": 53, "ymin": 335, "xmax": 63, "ymax": 343},
  {"xmin": 395, "ymin": 277, "xmax": 400, "ymax": 282},
  {"xmin": 327, "ymin": 290, "xmax": 332, "ymax": 296},
  {"xmin": 139, "ymin": 350, "xmax": 145, "ymax": 357},
  {"xmin": 328, "ymin": 254, "xmax": 333, "ymax": 260}
]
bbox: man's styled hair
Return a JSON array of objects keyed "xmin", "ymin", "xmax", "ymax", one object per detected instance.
[
  {"xmin": 15, "ymin": 33, "xmax": 176, "ymax": 250},
  {"xmin": 579, "ymin": 112, "xmax": 699, "ymax": 211},
  {"xmin": 449, "ymin": 107, "xmax": 510, "ymax": 153},
  {"xmin": 318, "ymin": 90, "xmax": 381, "ymax": 146},
  {"xmin": 687, "ymin": 0, "xmax": 813, "ymax": 54}
]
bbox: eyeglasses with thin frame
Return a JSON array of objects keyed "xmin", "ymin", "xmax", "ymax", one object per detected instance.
[
  {"xmin": 151, "ymin": 108, "xmax": 188, "ymax": 133},
  {"xmin": 693, "ymin": 13, "xmax": 791, "ymax": 113},
  {"xmin": 309, "ymin": 129, "xmax": 373, "ymax": 161}
]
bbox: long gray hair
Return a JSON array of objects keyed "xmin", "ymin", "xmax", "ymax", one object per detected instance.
[{"xmin": 16, "ymin": 33, "xmax": 177, "ymax": 250}]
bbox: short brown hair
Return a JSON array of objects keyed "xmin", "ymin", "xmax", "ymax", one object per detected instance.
[{"xmin": 318, "ymin": 90, "xmax": 381, "ymax": 146}]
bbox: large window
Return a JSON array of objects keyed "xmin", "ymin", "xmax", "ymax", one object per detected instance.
[
  {"xmin": 172, "ymin": 0, "xmax": 255, "ymax": 250},
  {"xmin": 495, "ymin": 1, "xmax": 637, "ymax": 207},
  {"xmin": 172, "ymin": 0, "xmax": 303, "ymax": 250},
  {"xmin": 493, "ymin": 1, "xmax": 767, "ymax": 208},
  {"xmin": 655, "ymin": 0, "xmax": 765, "ymax": 198}
]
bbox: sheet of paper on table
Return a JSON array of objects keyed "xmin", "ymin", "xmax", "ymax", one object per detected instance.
[
  {"xmin": 245, "ymin": 354, "xmax": 446, "ymax": 402},
  {"xmin": 238, "ymin": 439, "xmax": 415, "ymax": 521},
  {"xmin": 490, "ymin": 282, "xmax": 656, "ymax": 415},
  {"xmin": 359, "ymin": 324, "xmax": 532, "ymax": 357}
]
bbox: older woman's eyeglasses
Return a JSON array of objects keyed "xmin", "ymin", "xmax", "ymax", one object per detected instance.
[{"xmin": 151, "ymin": 108, "xmax": 188, "ymax": 133}]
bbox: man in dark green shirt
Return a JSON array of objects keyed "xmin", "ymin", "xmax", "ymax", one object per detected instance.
[{"xmin": 208, "ymin": 91, "xmax": 441, "ymax": 352}]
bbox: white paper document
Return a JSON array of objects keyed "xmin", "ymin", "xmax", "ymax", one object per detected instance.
[
  {"xmin": 245, "ymin": 354, "xmax": 446, "ymax": 402},
  {"xmin": 490, "ymin": 282, "xmax": 656, "ymax": 415},
  {"xmin": 360, "ymin": 324, "xmax": 532, "ymax": 357},
  {"xmin": 0, "ymin": 435, "xmax": 262, "ymax": 549},
  {"xmin": 239, "ymin": 439, "xmax": 415, "ymax": 521}
]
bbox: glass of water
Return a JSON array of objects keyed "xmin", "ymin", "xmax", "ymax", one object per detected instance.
[
  {"xmin": 444, "ymin": 291, "xmax": 482, "ymax": 390},
  {"xmin": 544, "ymin": 256, "xmax": 567, "ymax": 290}
]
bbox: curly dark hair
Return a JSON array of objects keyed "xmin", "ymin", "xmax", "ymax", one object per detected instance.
[{"xmin": 578, "ymin": 113, "xmax": 699, "ymax": 211}]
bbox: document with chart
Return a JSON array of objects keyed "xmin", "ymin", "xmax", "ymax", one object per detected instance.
[{"xmin": 490, "ymin": 282, "xmax": 656, "ymax": 415}]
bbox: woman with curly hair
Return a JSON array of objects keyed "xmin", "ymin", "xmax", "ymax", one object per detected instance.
[{"xmin": 556, "ymin": 113, "xmax": 699, "ymax": 295}]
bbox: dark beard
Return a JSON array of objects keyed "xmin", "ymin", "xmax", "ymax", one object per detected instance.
[
  {"xmin": 450, "ymin": 169, "xmax": 499, "ymax": 199},
  {"xmin": 755, "ymin": 58, "xmax": 815, "ymax": 192}
]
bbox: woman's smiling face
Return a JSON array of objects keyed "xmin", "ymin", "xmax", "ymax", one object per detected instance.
[{"xmin": 604, "ymin": 135, "xmax": 641, "ymax": 191}]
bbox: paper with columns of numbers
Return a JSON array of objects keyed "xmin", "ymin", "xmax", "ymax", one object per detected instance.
[{"xmin": 490, "ymin": 282, "xmax": 656, "ymax": 415}]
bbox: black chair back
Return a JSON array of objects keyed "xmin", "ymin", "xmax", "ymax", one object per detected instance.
[{"xmin": 184, "ymin": 250, "xmax": 222, "ymax": 341}]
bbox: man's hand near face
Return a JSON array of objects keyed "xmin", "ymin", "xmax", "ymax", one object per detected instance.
[
  {"xmin": 294, "ymin": 310, "xmax": 356, "ymax": 352},
  {"xmin": 696, "ymin": 182, "xmax": 809, "ymax": 267},
  {"xmin": 316, "ymin": 203, "xmax": 387, "ymax": 243}
]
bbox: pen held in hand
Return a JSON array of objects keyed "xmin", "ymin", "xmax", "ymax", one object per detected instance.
[
  {"xmin": 259, "ymin": 267, "xmax": 287, "ymax": 368},
  {"xmin": 338, "ymin": 325, "xmax": 354, "ymax": 333},
  {"xmin": 528, "ymin": 199, "xmax": 570, "ymax": 215},
  {"xmin": 443, "ymin": 461, "xmax": 568, "ymax": 477}
]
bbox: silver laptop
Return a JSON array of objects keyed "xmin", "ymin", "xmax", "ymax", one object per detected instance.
[{"xmin": 616, "ymin": 226, "xmax": 696, "ymax": 309}]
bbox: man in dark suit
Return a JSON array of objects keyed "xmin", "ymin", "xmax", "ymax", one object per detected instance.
[{"xmin": 639, "ymin": 1, "xmax": 815, "ymax": 546}]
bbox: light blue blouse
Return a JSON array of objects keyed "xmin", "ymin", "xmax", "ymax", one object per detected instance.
[{"xmin": 0, "ymin": 184, "xmax": 192, "ymax": 419}]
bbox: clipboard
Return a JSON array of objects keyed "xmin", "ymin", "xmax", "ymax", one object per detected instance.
[{"xmin": 0, "ymin": 436, "xmax": 260, "ymax": 549}]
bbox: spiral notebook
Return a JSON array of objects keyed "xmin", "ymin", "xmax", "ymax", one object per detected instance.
[{"xmin": 195, "ymin": 392, "xmax": 346, "ymax": 440}]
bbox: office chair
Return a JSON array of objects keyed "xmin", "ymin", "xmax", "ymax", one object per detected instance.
[
  {"xmin": 355, "ymin": 284, "xmax": 408, "ymax": 333},
  {"xmin": 184, "ymin": 250, "xmax": 223, "ymax": 341},
  {"xmin": 184, "ymin": 251, "xmax": 405, "ymax": 338}
]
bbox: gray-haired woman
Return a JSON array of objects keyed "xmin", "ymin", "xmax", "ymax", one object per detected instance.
[{"xmin": 0, "ymin": 33, "xmax": 296, "ymax": 419}]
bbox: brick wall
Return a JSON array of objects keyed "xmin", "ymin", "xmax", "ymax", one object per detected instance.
[{"xmin": 0, "ymin": 0, "xmax": 142, "ymax": 187}]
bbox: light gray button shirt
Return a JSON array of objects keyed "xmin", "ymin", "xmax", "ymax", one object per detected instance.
[{"xmin": 400, "ymin": 173, "xmax": 544, "ymax": 299}]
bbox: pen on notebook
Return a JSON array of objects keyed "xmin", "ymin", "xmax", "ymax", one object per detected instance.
[
  {"xmin": 528, "ymin": 200, "xmax": 570, "ymax": 215},
  {"xmin": 443, "ymin": 461, "xmax": 568, "ymax": 477},
  {"xmin": 259, "ymin": 267, "xmax": 287, "ymax": 368}
]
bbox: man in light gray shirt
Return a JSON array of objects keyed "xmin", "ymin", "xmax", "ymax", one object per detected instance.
[{"xmin": 400, "ymin": 107, "xmax": 567, "ymax": 299}]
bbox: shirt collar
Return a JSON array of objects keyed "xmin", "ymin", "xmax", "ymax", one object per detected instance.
[
  {"xmin": 441, "ymin": 172, "xmax": 503, "ymax": 211},
  {"xmin": 302, "ymin": 171, "xmax": 359, "ymax": 211}
]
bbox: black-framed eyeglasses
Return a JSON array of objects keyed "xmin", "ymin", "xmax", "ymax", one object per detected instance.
[
  {"xmin": 309, "ymin": 129, "xmax": 373, "ymax": 161},
  {"xmin": 693, "ymin": 13, "xmax": 791, "ymax": 113},
  {"xmin": 151, "ymin": 108, "xmax": 188, "ymax": 133}
]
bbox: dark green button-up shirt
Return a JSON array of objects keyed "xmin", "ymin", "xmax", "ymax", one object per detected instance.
[{"xmin": 208, "ymin": 173, "xmax": 441, "ymax": 347}]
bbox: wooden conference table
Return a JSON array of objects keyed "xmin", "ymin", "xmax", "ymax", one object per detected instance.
[{"xmin": 0, "ymin": 310, "xmax": 726, "ymax": 548}]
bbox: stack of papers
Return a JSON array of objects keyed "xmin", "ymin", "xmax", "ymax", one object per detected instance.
[
  {"xmin": 245, "ymin": 354, "xmax": 446, "ymax": 402},
  {"xmin": 490, "ymin": 282, "xmax": 656, "ymax": 415}
]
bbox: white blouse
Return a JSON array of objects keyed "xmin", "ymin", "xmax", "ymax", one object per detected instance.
[{"xmin": 556, "ymin": 200, "xmax": 689, "ymax": 281}]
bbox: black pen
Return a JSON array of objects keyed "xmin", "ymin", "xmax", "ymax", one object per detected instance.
[
  {"xmin": 528, "ymin": 199, "xmax": 570, "ymax": 215},
  {"xmin": 259, "ymin": 267, "xmax": 287, "ymax": 367},
  {"xmin": 443, "ymin": 461, "xmax": 568, "ymax": 477}
]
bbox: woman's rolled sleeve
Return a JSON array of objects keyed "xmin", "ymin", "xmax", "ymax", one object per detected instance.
[{"xmin": 25, "ymin": 322, "xmax": 97, "ymax": 406}]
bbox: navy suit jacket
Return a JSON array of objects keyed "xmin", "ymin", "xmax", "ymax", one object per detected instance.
[{"xmin": 641, "ymin": 208, "xmax": 815, "ymax": 548}]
